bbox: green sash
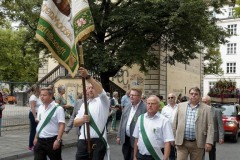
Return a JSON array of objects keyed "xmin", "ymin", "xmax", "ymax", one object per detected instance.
[
  {"xmin": 37, "ymin": 105, "xmax": 59, "ymax": 137},
  {"xmin": 140, "ymin": 114, "xmax": 161, "ymax": 160},
  {"xmin": 88, "ymin": 107, "xmax": 107, "ymax": 147}
]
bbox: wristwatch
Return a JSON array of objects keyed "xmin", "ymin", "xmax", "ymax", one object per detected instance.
[
  {"xmin": 85, "ymin": 74, "xmax": 91, "ymax": 80},
  {"xmin": 56, "ymin": 138, "xmax": 62, "ymax": 144}
]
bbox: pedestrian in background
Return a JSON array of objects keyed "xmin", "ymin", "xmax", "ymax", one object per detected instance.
[
  {"xmin": 180, "ymin": 96, "xmax": 188, "ymax": 102},
  {"xmin": 157, "ymin": 95, "xmax": 165, "ymax": 112},
  {"xmin": 28, "ymin": 84, "xmax": 42, "ymax": 151},
  {"xmin": 110, "ymin": 91, "xmax": 119, "ymax": 132},
  {"xmin": 133, "ymin": 95, "xmax": 174, "ymax": 160},
  {"xmin": 161, "ymin": 93, "xmax": 178, "ymax": 160},
  {"xmin": 121, "ymin": 90, "xmax": 131, "ymax": 109},
  {"xmin": 74, "ymin": 67, "xmax": 110, "ymax": 160},
  {"xmin": 202, "ymin": 95, "xmax": 224, "ymax": 160},
  {"xmin": 0, "ymin": 91, "xmax": 5, "ymax": 137},
  {"xmin": 173, "ymin": 87, "xmax": 214, "ymax": 160},
  {"xmin": 65, "ymin": 92, "xmax": 84, "ymax": 137},
  {"xmin": 55, "ymin": 84, "xmax": 71, "ymax": 118},
  {"xmin": 34, "ymin": 87, "xmax": 65, "ymax": 160},
  {"xmin": 117, "ymin": 87, "xmax": 147, "ymax": 160}
]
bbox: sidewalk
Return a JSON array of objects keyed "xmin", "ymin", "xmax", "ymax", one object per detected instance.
[{"xmin": 0, "ymin": 121, "xmax": 119, "ymax": 160}]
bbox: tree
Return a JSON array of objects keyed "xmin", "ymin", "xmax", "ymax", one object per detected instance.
[
  {"xmin": 0, "ymin": 27, "xmax": 40, "ymax": 94},
  {"xmin": 0, "ymin": 0, "xmax": 229, "ymax": 91},
  {"xmin": 203, "ymin": 48, "xmax": 223, "ymax": 75}
]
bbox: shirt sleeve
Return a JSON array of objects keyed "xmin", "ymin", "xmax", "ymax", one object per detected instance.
[
  {"xmin": 75, "ymin": 103, "xmax": 84, "ymax": 119},
  {"xmin": 57, "ymin": 106, "xmax": 65, "ymax": 123},
  {"xmin": 29, "ymin": 95, "xmax": 37, "ymax": 102},
  {"xmin": 99, "ymin": 90, "xmax": 110, "ymax": 110},
  {"xmin": 162, "ymin": 119, "xmax": 175, "ymax": 142},
  {"xmin": 132, "ymin": 117, "xmax": 140, "ymax": 138}
]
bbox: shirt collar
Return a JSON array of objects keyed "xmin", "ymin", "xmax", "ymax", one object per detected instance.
[
  {"xmin": 132, "ymin": 100, "xmax": 141, "ymax": 109},
  {"xmin": 145, "ymin": 112, "xmax": 161, "ymax": 119},
  {"xmin": 167, "ymin": 103, "xmax": 178, "ymax": 108},
  {"xmin": 187, "ymin": 102, "xmax": 200, "ymax": 109}
]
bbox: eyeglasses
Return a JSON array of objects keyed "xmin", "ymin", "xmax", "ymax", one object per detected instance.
[
  {"xmin": 129, "ymin": 94, "xmax": 140, "ymax": 97},
  {"xmin": 168, "ymin": 97, "xmax": 174, "ymax": 99},
  {"xmin": 190, "ymin": 93, "xmax": 199, "ymax": 96}
]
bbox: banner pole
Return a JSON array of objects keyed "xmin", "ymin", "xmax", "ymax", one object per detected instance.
[{"xmin": 77, "ymin": 42, "xmax": 91, "ymax": 159}]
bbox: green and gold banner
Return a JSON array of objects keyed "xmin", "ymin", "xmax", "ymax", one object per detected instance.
[{"xmin": 36, "ymin": 0, "xmax": 94, "ymax": 77}]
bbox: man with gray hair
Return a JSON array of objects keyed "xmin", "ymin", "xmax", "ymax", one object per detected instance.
[
  {"xmin": 110, "ymin": 91, "xmax": 119, "ymax": 131},
  {"xmin": 202, "ymin": 95, "xmax": 224, "ymax": 160}
]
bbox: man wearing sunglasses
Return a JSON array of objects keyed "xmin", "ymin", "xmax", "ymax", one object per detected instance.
[{"xmin": 161, "ymin": 93, "xmax": 178, "ymax": 160}]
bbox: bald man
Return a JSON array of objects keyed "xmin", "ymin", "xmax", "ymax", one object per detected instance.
[{"xmin": 202, "ymin": 96, "xmax": 224, "ymax": 160}]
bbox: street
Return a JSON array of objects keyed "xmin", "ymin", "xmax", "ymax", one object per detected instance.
[{"xmin": 17, "ymin": 136, "xmax": 240, "ymax": 160}]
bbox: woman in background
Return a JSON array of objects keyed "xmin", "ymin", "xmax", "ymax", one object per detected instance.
[
  {"xmin": 28, "ymin": 84, "xmax": 41, "ymax": 150},
  {"xmin": 0, "ymin": 92, "xmax": 5, "ymax": 137},
  {"xmin": 55, "ymin": 85, "xmax": 70, "ymax": 117}
]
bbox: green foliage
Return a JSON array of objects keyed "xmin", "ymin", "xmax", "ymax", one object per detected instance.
[
  {"xmin": 204, "ymin": 48, "xmax": 223, "ymax": 75},
  {"xmin": 0, "ymin": 27, "xmax": 39, "ymax": 83},
  {"xmin": 0, "ymin": 0, "xmax": 229, "ymax": 90}
]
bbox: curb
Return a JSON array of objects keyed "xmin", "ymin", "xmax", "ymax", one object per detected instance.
[{"xmin": 0, "ymin": 132, "xmax": 117, "ymax": 160}]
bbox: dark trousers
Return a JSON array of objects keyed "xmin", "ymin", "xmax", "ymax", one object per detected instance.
[
  {"xmin": 137, "ymin": 151, "xmax": 154, "ymax": 160},
  {"xmin": 209, "ymin": 143, "xmax": 216, "ymax": 160},
  {"xmin": 161, "ymin": 145, "xmax": 176, "ymax": 160},
  {"xmin": 76, "ymin": 139, "xmax": 106, "ymax": 160},
  {"xmin": 34, "ymin": 136, "xmax": 62, "ymax": 160},
  {"xmin": 29, "ymin": 111, "xmax": 37, "ymax": 148},
  {"xmin": 122, "ymin": 136, "xmax": 133, "ymax": 160}
]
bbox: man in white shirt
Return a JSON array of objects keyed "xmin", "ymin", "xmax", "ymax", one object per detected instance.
[
  {"xmin": 34, "ymin": 87, "xmax": 65, "ymax": 160},
  {"xmin": 74, "ymin": 67, "xmax": 110, "ymax": 160},
  {"xmin": 133, "ymin": 95, "xmax": 174, "ymax": 160},
  {"xmin": 161, "ymin": 93, "xmax": 178, "ymax": 160},
  {"xmin": 117, "ymin": 87, "xmax": 147, "ymax": 160}
]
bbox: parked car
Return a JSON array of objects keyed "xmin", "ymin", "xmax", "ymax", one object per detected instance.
[{"xmin": 214, "ymin": 103, "xmax": 240, "ymax": 142}]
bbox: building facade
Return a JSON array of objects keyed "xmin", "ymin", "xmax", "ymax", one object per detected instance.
[{"xmin": 204, "ymin": 5, "xmax": 240, "ymax": 96}]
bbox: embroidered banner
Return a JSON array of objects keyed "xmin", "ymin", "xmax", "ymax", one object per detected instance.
[{"xmin": 36, "ymin": 0, "xmax": 94, "ymax": 77}]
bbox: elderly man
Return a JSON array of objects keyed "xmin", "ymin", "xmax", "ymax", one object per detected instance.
[
  {"xmin": 202, "ymin": 95, "xmax": 224, "ymax": 160},
  {"xmin": 74, "ymin": 67, "xmax": 110, "ymax": 160},
  {"xmin": 117, "ymin": 87, "xmax": 147, "ymax": 160},
  {"xmin": 133, "ymin": 95, "xmax": 174, "ymax": 160},
  {"xmin": 173, "ymin": 87, "xmax": 214, "ymax": 160},
  {"xmin": 161, "ymin": 93, "xmax": 178, "ymax": 160}
]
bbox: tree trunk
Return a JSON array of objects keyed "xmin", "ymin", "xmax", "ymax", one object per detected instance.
[{"xmin": 100, "ymin": 72, "xmax": 111, "ymax": 93}]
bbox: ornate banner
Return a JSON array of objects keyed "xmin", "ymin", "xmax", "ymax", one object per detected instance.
[{"xmin": 36, "ymin": 0, "xmax": 94, "ymax": 77}]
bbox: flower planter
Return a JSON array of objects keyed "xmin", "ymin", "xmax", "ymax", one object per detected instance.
[{"xmin": 211, "ymin": 97, "xmax": 238, "ymax": 103}]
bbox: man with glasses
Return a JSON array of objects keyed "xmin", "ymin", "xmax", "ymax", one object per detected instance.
[
  {"xmin": 117, "ymin": 87, "xmax": 147, "ymax": 160},
  {"xmin": 173, "ymin": 87, "xmax": 214, "ymax": 160},
  {"xmin": 161, "ymin": 93, "xmax": 178, "ymax": 160},
  {"xmin": 202, "ymin": 95, "xmax": 224, "ymax": 160}
]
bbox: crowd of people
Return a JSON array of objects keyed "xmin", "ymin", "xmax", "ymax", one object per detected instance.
[{"xmin": 22, "ymin": 67, "xmax": 223, "ymax": 160}]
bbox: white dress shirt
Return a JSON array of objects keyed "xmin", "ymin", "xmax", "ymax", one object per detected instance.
[
  {"xmin": 161, "ymin": 104, "xmax": 178, "ymax": 124},
  {"xmin": 133, "ymin": 112, "xmax": 174, "ymax": 157},
  {"xmin": 36, "ymin": 101, "xmax": 65, "ymax": 138}
]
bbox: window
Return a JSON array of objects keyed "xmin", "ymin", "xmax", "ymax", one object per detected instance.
[
  {"xmin": 227, "ymin": 24, "xmax": 237, "ymax": 35},
  {"xmin": 226, "ymin": 62, "xmax": 236, "ymax": 74},
  {"xmin": 227, "ymin": 43, "xmax": 237, "ymax": 54},
  {"xmin": 229, "ymin": 8, "xmax": 233, "ymax": 17}
]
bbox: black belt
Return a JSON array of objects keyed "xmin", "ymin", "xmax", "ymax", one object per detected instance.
[
  {"xmin": 137, "ymin": 151, "xmax": 153, "ymax": 160},
  {"xmin": 38, "ymin": 135, "xmax": 57, "ymax": 141},
  {"xmin": 184, "ymin": 139, "xmax": 196, "ymax": 142}
]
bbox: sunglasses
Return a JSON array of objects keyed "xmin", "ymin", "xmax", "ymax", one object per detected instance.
[{"xmin": 168, "ymin": 97, "xmax": 174, "ymax": 99}]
